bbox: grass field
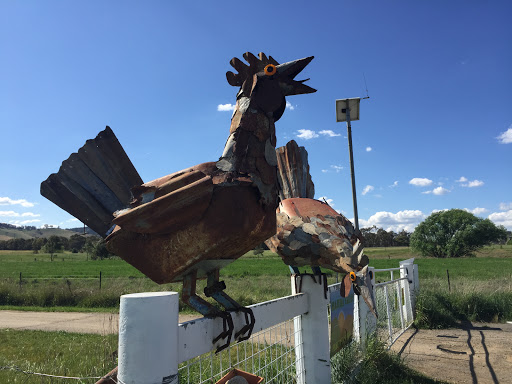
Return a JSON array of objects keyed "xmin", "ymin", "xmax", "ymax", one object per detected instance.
[
  {"xmin": 0, "ymin": 329, "xmax": 446, "ymax": 384},
  {"xmin": 1, "ymin": 246, "xmax": 509, "ymax": 383},
  {"xmin": 1, "ymin": 246, "xmax": 511, "ymax": 312}
]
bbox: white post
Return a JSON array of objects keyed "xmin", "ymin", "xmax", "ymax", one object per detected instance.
[
  {"xmin": 118, "ymin": 292, "xmax": 179, "ymax": 384},
  {"xmin": 292, "ymin": 274, "xmax": 331, "ymax": 384},
  {"xmin": 353, "ymin": 290, "xmax": 361, "ymax": 343},
  {"xmin": 399, "ymin": 258, "xmax": 416, "ymax": 322}
]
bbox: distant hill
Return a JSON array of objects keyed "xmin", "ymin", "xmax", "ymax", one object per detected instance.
[{"xmin": 0, "ymin": 223, "xmax": 99, "ymax": 240}]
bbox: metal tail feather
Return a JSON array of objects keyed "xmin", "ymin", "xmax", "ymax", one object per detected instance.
[
  {"xmin": 275, "ymin": 140, "xmax": 315, "ymax": 200},
  {"xmin": 40, "ymin": 126, "xmax": 143, "ymax": 237}
]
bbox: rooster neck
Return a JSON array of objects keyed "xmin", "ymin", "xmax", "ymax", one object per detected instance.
[{"xmin": 216, "ymin": 96, "xmax": 278, "ymax": 208}]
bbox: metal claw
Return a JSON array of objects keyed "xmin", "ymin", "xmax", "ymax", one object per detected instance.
[
  {"xmin": 234, "ymin": 307, "xmax": 256, "ymax": 342},
  {"xmin": 212, "ymin": 311, "xmax": 234, "ymax": 353}
]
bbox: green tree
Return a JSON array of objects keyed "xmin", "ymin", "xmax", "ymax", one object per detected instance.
[
  {"xmin": 69, "ymin": 234, "xmax": 86, "ymax": 253},
  {"xmin": 90, "ymin": 238, "xmax": 115, "ymax": 260},
  {"xmin": 42, "ymin": 235, "xmax": 63, "ymax": 261},
  {"xmin": 410, "ymin": 209, "xmax": 507, "ymax": 258}
]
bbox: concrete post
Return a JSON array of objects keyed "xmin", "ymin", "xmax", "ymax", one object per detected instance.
[
  {"xmin": 118, "ymin": 292, "xmax": 179, "ymax": 384},
  {"xmin": 291, "ymin": 274, "xmax": 331, "ymax": 384}
]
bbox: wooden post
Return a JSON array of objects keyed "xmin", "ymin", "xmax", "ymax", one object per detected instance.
[
  {"xmin": 19, "ymin": 272, "xmax": 22, "ymax": 289},
  {"xmin": 446, "ymin": 269, "xmax": 451, "ymax": 293},
  {"xmin": 99, "ymin": 271, "xmax": 102, "ymax": 291},
  {"xmin": 118, "ymin": 292, "xmax": 179, "ymax": 384}
]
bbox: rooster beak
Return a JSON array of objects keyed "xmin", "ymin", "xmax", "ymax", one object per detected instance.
[{"xmin": 276, "ymin": 56, "xmax": 316, "ymax": 96}]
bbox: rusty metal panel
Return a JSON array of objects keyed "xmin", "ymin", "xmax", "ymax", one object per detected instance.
[
  {"xmin": 276, "ymin": 140, "xmax": 315, "ymax": 200},
  {"xmin": 112, "ymin": 174, "xmax": 214, "ymax": 234},
  {"xmin": 107, "ymin": 185, "xmax": 276, "ymax": 284},
  {"xmin": 265, "ymin": 198, "xmax": 364, "ymax": 274},
  {"xmin": 40, "ymin": 126, "xmax": 142, "ymax": 237}
]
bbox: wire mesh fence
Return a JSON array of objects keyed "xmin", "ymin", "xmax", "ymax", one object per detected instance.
[
  {"xmin": 177, "ymin": 318, "xmax": 303, "ymax": 384},
  {"xmin": 374, "ymin": 277, "xmax": 413, "ymax": 346}
]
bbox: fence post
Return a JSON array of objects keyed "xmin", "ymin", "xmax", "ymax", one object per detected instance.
[
  {"xmin": 118, "ymin": 292, "xmax": 179, "ymax": 384},
  {"xmin": 399, "ymin": 259, "xmax": 416, "ymax": 321},
  {"xmin": 291, "ymin": 274, "xmax": 331, "ymax": 384}
]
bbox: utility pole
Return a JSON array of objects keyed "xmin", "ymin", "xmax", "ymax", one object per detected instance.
[{"xmin": 336, "ymin": 98, "xmax": 367, "ymax": 232}]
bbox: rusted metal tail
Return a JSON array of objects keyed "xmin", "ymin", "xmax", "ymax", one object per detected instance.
[
  {"xmin": 40, "ymin": 126, "xmax": 143, "ymax": 237},
  {"xmin": 275, "ymin": 140, "xmax": 315, "ymax": 200}
]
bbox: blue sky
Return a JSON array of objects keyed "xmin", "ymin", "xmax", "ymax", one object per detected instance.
[{"xmin": 1, "ymin": 1, "xmax": 511, "ymax": 232}]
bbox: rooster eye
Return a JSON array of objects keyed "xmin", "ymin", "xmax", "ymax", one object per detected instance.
[
  {"xmin": 350, "ymin": 271, "xmax": 356, "ymax": 282},
  {"xmin": 264, "ymin": 64, "xmax": 277, "ymax": 76}
]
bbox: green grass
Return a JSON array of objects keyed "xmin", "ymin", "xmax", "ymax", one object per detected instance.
[
  {"xmin": 1, "ymin": 246, "xmax": 511, "ymax": 313},
  {"xmin": 415, "ymin": 289, "xmax": 512, "ymax": 328},
  {"xmin": 0, "ymin": 329, "xmax": 446, "ymax": 384},
  {"xmin": 0, "ymin": 329, "xmax": 117, "ymax": 383},
  {"xmin": 1, "ymin": 246, "xmax": 509, "ymax": 383}
]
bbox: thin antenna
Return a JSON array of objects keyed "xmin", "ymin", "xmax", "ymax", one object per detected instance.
[{"xmin": 362, "ymin": 72, "xmax": 370, "ymax": 99}]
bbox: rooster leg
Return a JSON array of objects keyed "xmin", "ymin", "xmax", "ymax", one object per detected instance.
[
  {"xmin": 204, "ymin": 270, "xmax": 255, "ymax": 343},
  {"xmin": 182, "ymin": 271, "xmax": 233, "ymax": 352}
]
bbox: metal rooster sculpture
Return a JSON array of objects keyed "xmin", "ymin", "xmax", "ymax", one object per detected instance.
[
  {"xmin": 41, "ymin": 52, "xmax": 315, "ymax": 351},
  {"xmin": 266, "ymin": 140, "xmax": 377, "ymax": 315}
]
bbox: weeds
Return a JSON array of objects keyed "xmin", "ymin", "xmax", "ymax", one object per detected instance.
[
  {"xmin": 331, "ymin": 337, "xmax": 446, "ymax": 384},
  {"xmin": 415, "ymin": 288, "xmax": 512, "ymax": 329}
]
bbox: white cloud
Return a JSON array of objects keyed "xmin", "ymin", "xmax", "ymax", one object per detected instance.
[
  {"xmin": 422, "ymin": 186, "xmax": 450, "ymax": 195},
  {"xmin": 488, "ymin": 210, "xmax": 512, "ymax": 230},
  {"xmin": 431, "ymin": 208, "xmax": 450, "ymax": 214},
  {"xmin": 322, "ymin": 165, "xmax": 343, "ymax": 173},
  {"xmin": 466, "ymin": 180, "xmax": 484, "ymax": 188},
  {"xmin": 286, "ymin": 101, "xmax": 295, "ymax": 111},
  {"xmin": 390, "ymin": 181, "xmax": 399, "ymax": 188},
  {"xmin": 409, "ymin": 178, "xmax": 433, "ymax": 187},
  {"xmin": 464, "ymin": 207, "xmax": 488, "ymax": 216},
  {"xmin": 319, "ymin": 130, "xmax": 341, "ymax": 137},
  {"xmin": 360, "ymin": 210, "xmax": 425, "ymax": 232},
  {"xmin": 318, "ymin": 196, "xmax": 334, "ymax": 206},
  {"xmin": 0, "ymin": 211, "xmax": 39, "ymax": 218},
  {"xmin": 217, "ymin": 103, "xmax": 235, "ymax": 112},
  {"xmin": 296, "ymin": 129, "xmax": 319, "ymax": 140},
  {"xmin": 0, "ymin": 197, "xmax": 35, "ymax": 208},
  {"xmin": 21, "ymin": 212, "xmax": 40, "ymax": 217},
  {"xmin": 457, "ymin": 178, "xmax": 484, "ymax": 188},
  {"xmin": 366, "ymin": 147, "xmax": 372, "ymax": 152},
  {"xmin": 362, "ymin": 185, "xmax": 374, "ymax": 195},
  {"xmin": 499, "ymin": 202, "xmax": 512, "ymax": 211},
  {"xmin": 432, "ymin": 186, "xmax": 450, "ymax": 195},
  {"xmin": 10, "ymin": 219, "xmax": 41, "ymax": 226},
  {"xmin": 497, "ymin": 126, "xmax": 512, "ymax": 144},
  {"xmin": 0, "ymin": 211, "xmax": 20, "ymax": 217}
]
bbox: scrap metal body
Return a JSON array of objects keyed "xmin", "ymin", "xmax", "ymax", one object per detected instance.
[
  {"xmin": 106, "ymin": 93, "xmax": 279, "ymax": 283},
  {"xmin": 265, "ymin": 140, "xmax": 367, "ymax": 274},
  {"xmin": 41, "ymin": 52, "xmax": 315, "ymax": 286}
]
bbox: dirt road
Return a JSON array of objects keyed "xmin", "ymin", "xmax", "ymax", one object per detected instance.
[
  {"xmin": 391, "ymin": 322, "xmax": 512, "ymax": 384},
  {"xmin": 0, "ymin": 310, "xmax": 200, "ymax": 334}
]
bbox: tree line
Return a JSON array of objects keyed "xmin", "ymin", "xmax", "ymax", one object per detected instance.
[
  {"xmin": 0, "ymin": 234, "xmax": 114, "ymax": 260},
  {"xmin": 360, "ymin": 227, "xmax": 411, "ymax": 247}
]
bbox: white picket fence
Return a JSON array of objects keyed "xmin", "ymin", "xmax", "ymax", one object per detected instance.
[{"xmin": 116, "ymin": 259, "xmax": 418, "ymax": 384}]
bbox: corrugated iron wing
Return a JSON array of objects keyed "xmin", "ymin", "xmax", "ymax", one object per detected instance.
[{"xmin": 40, "ymin": 126, "xmax": 143, "ymax": 236}]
